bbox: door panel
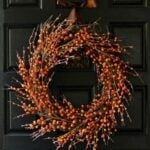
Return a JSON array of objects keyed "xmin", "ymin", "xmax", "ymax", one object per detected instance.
[
  {"xmin": 0, "ymin": 0, "xmax": 150, "ymax": 150},
  {"xmin": 111, "ymin": 0, "xmax": 145, "ymax": 6},
  {"xmin": 4, "ymin": 24, "xmax": 36, "ymax": 71},
  {"xmin": 110, "ymin": 22, "xmax": 147, "ymax": 71},
  {"xmin": 4, "ymin": 0, "xmax": 41, "ymax": 9}
]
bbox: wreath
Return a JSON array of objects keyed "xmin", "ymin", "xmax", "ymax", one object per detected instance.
[{"xmin": 9, "ymin": 16, "xmax": 138, "ymax": 150}]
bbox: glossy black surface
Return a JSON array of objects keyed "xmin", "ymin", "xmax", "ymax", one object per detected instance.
[{"xmin": 0, "ymin": 0, "xmax": 150, "ymax": 149}]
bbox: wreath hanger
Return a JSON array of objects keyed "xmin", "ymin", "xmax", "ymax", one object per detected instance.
[
  {"xmin": 57, "ymin": 0, "xmax": 98, "ymax": 23},
  {"xmin": 56, "ymin": 0, "xmax": 98, "ymax": 8}
]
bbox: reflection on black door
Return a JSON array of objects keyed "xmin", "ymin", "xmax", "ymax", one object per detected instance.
[{"xmin": 0, "ymin": 0, "xmax": 150, "ymax": 150}]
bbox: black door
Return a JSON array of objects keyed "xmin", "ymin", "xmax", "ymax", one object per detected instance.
[{"xmin": 0, "ymin": 0, "xmax": 150, "ymax": 150}]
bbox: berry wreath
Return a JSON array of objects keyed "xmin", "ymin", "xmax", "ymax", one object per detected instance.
[{"xmin": 9, "ymin": 16, "xmax": 139, "ymax": 150}]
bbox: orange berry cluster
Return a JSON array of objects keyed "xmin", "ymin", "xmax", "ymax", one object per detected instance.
[{"xmin": 9, "ymin": 16, "xmax": 137, "ymax": 150}]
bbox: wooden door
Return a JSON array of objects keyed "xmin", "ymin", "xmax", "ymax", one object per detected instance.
[{"xmin": 0, "ymin": 0, "xmax": 150, "ymax": 150}]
